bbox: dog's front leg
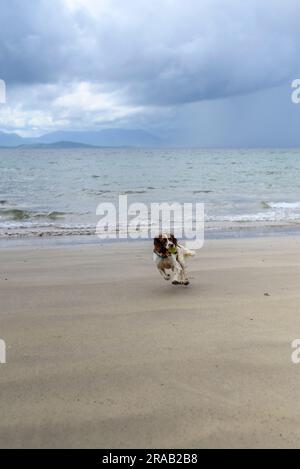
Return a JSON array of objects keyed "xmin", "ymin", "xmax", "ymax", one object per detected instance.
[{"xmin": 157, "ymin": 267, "xmax": 171, "ymax": 281}]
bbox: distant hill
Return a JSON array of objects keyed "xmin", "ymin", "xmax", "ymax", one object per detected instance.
[
  {"xmin": 38, "ymin": 129, "xmax": 160, "ymax": 147},
  {"xmin": 0, "ymin": 128, "xmax": 161, "ymax": 148},
  {"xmin": 15, "ymin": 141, "xmax": 98, "ymax": 149},
  {"xmin": 0, "ymin": 131, "xmax": 25, "ymax": 147}
]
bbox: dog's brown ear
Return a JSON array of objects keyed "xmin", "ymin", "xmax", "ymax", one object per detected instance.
[
  {"xmin": 170, "ymin": 233, "xmax": 178, "ymax": 245},
  {"xmin": 154, "ymin": 237, "xmax": 161, "ymax": 249}
]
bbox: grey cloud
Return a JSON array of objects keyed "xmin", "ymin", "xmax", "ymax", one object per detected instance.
[
  {"xmin": 0, "ymin": 0, "xmax": 78, "ymax": 84},
  {"xmin": 1, "ymin": 0, "xmax": 300, "ymax": 106}
]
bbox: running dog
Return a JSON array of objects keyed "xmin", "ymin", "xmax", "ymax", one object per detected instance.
[{"xmin": 153, "ymin": 233, "xmax": 195, "ymax": 285}]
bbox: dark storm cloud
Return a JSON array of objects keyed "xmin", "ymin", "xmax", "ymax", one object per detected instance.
[
  {"xmin": 1, "ymin": 0, "xmax": 300, "ymax": 105},
  {"xmin": 0, "ymin": 0, "xmax": 79, "ymax": 84}
]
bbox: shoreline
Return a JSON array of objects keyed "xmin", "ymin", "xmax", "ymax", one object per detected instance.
[{"xmin": 1, "ymin": 223, "xmax": 300, "ymax": 249}]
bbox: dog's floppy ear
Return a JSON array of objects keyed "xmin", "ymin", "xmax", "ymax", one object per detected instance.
[
  {"xmin": 154, "ymin": 237, "xmax": 162, "ymax": 249},
  {"xmin": 170, "ymin": 233, "xmax": 178, "ymax": 245}
]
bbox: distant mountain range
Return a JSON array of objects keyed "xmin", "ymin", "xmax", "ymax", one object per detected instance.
[
  {"xmin": 16, "ymin": 141, "xmax": 98, "ymax": 149},
  {"xmin": 0, "ymin": 129, "xmax": 161, "ymax": 148}
]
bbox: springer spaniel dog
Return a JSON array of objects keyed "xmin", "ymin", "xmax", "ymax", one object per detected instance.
[{"xmin": 153, "ymin": 233, "xmax": 195, "ymax": 285}]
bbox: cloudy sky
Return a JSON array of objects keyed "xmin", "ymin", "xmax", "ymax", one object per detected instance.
[{"xmin": 1, "ymin": 0, "xmax": 300, "ymax": 145}]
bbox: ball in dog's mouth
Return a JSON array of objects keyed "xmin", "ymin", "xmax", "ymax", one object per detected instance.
[{"xmin": 168, "ymin": 245, "xmax": 177, "ymax": 254}]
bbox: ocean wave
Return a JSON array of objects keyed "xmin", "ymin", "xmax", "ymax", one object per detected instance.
[
  {"xmin": 262, "ymin": 201, "xmax": 300, "ymax": 209},
  {"xmin": 33, "ymin": 211, "xmax": 66, "ymax": 220},
  {"xmin": 0, "ymin": 208, "xmax": 31, "ymax": 220},
  {"xmin": 0, "ymin": 207, "xmax": 67, "ymax": 221},
  {"xmin": 122, "ymin": 190, "xmax": 147, "ymax": 195},
  {"xmin": 193, "ymin": 190, "xmax": 213, "ymax": 194},
  {"xmin": 81, "ymin": 188, "xmax": 112, "ymax": 195},
  {"xmin": 208, "ymin": 211, "xmax": 300, "ymax": 223}
]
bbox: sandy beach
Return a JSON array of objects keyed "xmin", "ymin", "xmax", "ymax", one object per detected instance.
[{"xmin": 1, "ymin": 236, "xmax": 300, "ymax": 448}]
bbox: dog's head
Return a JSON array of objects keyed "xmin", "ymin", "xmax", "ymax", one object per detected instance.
[{"xmin": 154, "ymin": 233, "xmax": 178, "ymax": 255}]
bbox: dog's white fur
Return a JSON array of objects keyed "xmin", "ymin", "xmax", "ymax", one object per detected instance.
[{"xmin": 153, "ymin": 233, "xmax": 195, "ymax": 285}]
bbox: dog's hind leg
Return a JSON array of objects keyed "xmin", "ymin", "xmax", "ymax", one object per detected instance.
[
  {"xmin": 171, "ymin": 257, "xmax": 184, "ymax": 285},
  {"xmin": 180, "ymin": 266, "xmax": 189, "ymax": 285},
  {"xmin": 176, "ymin": 254, "xmax": 189, "ymax": 285}
]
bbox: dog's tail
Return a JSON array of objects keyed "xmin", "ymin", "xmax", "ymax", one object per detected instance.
[
  {"xmin": 178, "ymin": 244, "xmax": 196, "ymax": 257},
  {"xmin": 184, "ymin": 248, "xmax": 196, "ymax": 257}
]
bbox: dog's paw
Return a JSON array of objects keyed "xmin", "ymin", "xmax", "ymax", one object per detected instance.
[
  {"xmin": 165, "ymin": 274, "xmax": 171, "ymax": 281},
  {"xmin": 182, "ymin": 281, "xmax": 190, "ymax": 286},
  {"xmin": 172, "ymin": 280, "xmax": 180, "ymax": 285}
]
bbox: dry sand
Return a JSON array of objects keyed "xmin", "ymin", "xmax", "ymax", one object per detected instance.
[{"xmin": 1, "ymin": 236, "xmax": 300, "ymax": 448}]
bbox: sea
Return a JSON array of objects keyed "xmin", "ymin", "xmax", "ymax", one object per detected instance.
[{"xmin": 1, "ymin": 147, "xmax": 300, "ymax": 243}]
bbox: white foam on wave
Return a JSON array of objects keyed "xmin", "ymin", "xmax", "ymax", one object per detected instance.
[
  {"xmin": 209, "ymin": 201, "xmax": 300, "ymax": 223},
  {"xmin": 267, "ymin": 202, "xmax": 300, "ymax": 209},
  {"xmin": 207, "ymin": 211, "xmax": 300, "ymax": 223}
]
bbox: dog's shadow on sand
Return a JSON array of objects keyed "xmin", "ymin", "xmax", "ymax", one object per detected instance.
[{"xmin": 147, "ymin": 278, "xmax": 200, "ymax": 298}]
